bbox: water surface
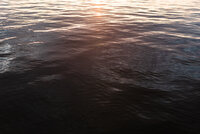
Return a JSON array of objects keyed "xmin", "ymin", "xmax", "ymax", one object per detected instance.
[{"xmin": 0, "ymin": 0, "xmax": 200, "ymax": 133}]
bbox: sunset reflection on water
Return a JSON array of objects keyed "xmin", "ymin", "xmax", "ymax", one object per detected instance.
[{"xmin": 0, "ymin": 0, "xmax": 200, "ymax": 134}]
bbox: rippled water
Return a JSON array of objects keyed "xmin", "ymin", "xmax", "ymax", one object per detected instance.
[{"xmin": 0, "ymin": 0, "xmax": 200, "ymax": 133}]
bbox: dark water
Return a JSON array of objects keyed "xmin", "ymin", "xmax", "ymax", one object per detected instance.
[{"xmin": 0, "ymin": 0, "xmax": 200, "ymax": 133}]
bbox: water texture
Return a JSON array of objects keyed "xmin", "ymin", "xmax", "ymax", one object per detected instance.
[{"xmin": 0, "ymin": 0, "xmax": 200, "ymax": 133}]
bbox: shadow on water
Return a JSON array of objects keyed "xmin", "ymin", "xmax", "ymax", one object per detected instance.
[{"xmin": 0, "ymin": 37, "xmax": 200, "ymax": 134}]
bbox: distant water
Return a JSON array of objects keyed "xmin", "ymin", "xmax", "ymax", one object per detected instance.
[{"xmin": 0, "ymin": 0, "xmax": 200, "ymax": 133}]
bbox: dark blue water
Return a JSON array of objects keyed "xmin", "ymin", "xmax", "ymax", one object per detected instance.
[{"xmin": 0, "ymin": 0, "xmax": 200, "ymax": 133}]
